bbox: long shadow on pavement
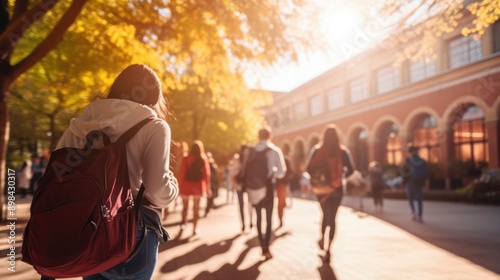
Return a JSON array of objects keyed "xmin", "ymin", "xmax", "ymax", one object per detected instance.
[
  {"xmin": 159, "ymin": 234, "xmax": 239, "ymax": 273},
  {"xmin": 317, "ymin": 257, "xmax": 337, "ymax": 280},
  {"xmin": 192, "ymin": 247, "xmax": 264, "ymax": 280},
  {"xmin": 190, "ymin": 232, "xmax": 291, "ymax": 280}
]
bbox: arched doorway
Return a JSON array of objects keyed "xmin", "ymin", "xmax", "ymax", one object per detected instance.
[
  {"xmin": 376, "ymin": 122, "xmax": 402, "ymax": 167},
  {"xmin": 448, "ymin": 104, "xmax": 489, "ymax": 178},
  {"xmin": 350, "ymin": 129, "xmax": 369, "ymax": 173},
  {"xmin": 409, "ymin": 114, "xmax": 442, "ymax": 188},
  {"xmin": 308, "ymin": 136, "xmax": 320, "ymax": 151},
  {"xmin": 293, "ymin": 140, "xmax": 306, "ymax": 173},
  {"xmin": 282, "ymin": 143, "xmax": 291, "ymax": 156},
  {"xmin": 410, "ymin": 114, "xmax": 439, "ymax": 163}
]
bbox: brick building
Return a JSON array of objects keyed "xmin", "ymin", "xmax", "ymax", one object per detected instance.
[{"xmin": 264, "ymin": 16, "xmax": 500, "ymax": 190}]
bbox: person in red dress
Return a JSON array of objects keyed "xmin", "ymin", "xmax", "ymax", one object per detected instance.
[{"xmin": 178, "ymin": 140, "xmax": 211, "ymax": 237}]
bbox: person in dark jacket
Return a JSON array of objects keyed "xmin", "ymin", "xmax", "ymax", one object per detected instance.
[{"xmin": 368, "ymin": 161, "xmax": 384, "ymax": 211}]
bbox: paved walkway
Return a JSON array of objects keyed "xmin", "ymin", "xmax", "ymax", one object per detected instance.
[{"xmin": 1, "ymin": 191, "xmax": 499, "ymax": 280}]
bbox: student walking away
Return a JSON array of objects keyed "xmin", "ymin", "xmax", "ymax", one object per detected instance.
[
  {"xmin": 305, "ymin": 124, "xmax": 355, "ymax": 262},
  {"xmin": 368, "ymin": 161, "xmax": 385, "ymax": 212},
  {"xmin": 17, "ymin": 160, "xmax": 32, "ymax": 198},
  {"xmin": 300, "ymin": 172, "xmax": 312, "ymax": 198},
  {"xmin": 205, "ymin": 152, "xmax": 219, "ymax": 217},
  {"xmin": 22, "ymin": 64, "xmax": 179, "ymax": 279},
  {"xmin": 401, "ymin": 144, "xmax": 429, "ymax": 223},
  {"xmin": 276, "ymin": 153, "xmax": 294, "ymax": 228},
  {"xmin": 226, "ymin": 161, "xmax": 236, "ymax": 204},
  {"xmin": 29, "ymin": 155, "xmax": 45, "ymax": 194},
  {"xmin": 162, "ymin": 141, "xmax": 187, "ymax": 222},
  {"xmin": 242, "ymin": 126, "xmax": 286, "ymax": 260},
  {"xmin": 178, "ymin": 140, "xmax": 211, "ymax": 237},
  {"xmin": 230, "ymin": 145, "xmax": 254, "ymax": 232}
]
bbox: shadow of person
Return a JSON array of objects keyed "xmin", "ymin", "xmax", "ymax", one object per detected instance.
[
  {"xmin": 159, "ymin": 234, "xmax": 239, "ymax": 273},
  {"xmin": 317, "ymin": 256, "xmax": 337, "ymax": 280},
  {"xmin": 192, "ymin": 247, "xmax": 264, "ymax": 280},
  {"xmin": 158, "ymin": 236, "xmax": 191, "ymax": 254},
  {"xmin": 244, "ymin": 230, "xmax": 292, "ymax": 250}
]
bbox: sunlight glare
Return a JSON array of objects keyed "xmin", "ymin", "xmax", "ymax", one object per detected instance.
[{"xmin": 319, "ymin": 3, "xmax": 364, "ymax": 44}]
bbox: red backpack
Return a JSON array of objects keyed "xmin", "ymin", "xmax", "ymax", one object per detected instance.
[{"xmin": 22, "ymin": 118, "xmax": 153, "ymax": 278}]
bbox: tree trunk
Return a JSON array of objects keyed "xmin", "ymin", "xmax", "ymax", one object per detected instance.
[
  {"xmin": 0, "ymin": 75, "xmax": 10, "ymax": 222},
  {"xmin": 0, "ymin": 0, "xmax": 89, "ymax": 221}
]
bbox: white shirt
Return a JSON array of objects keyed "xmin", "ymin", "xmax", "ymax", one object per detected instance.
[
  {"xmin": 56, "ymin": 99, "xmax": 179, "ymax": 212},
  {"xmin": 245, "ymin": 140, "xmax": 286, "ymax": 205},
  {"xmin": 253, "ymin": 140, "xmax": 287, "ymax": 180}
]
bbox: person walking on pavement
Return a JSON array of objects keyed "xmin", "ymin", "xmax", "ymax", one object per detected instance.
[
  {"xmin": 276, "ymin": 152, "xmax": 294, "ymax": 228},
  {"xmin": 57, "ymin": 64, "xmax": 179, "ymax": 280},
  {"xmin": 162, "ymin": 141, "xmax": 188, "ymax": 221},
  {"xmin": 226, "ymin": 163, "xmax": 236, "ymax": 204},
  {"xmin": 205, "ymin": 152, "xmax": 219, "ymax": 217},
  {"xmin": 17, "ymin": 160, "xmax": 32, "ymax": 198},
  {"xmin": 230, "ymin": 145, "xmax": 254, "ymax": 232},
  {"xmin": 300, "ymin": 172, "xmax": 312, "ymax": 198},
  {"xmin": 306, "ymin": 124, "xmax": 355, "ymax": 262},
  {"xmin": 401, "ymin": 143, "xmax": 429, "ymax": 223},
  {"xmin": 242, "ymin": 126, "xmax": 286, "ymax": 260},
  {"xmin": 178, "ymin": 140, "xmax": 212, "ymax": 237},
  {"xmin": 29, "ymin": 155, "xmax": 45, "ymax": 195},
  {"xmin": 368, "ymin": 161, "xmax": 385, "ymax": 212}
]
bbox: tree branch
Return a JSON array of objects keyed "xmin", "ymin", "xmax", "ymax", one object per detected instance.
[
  {"xmin": 10, "ymin": 0, "xmax": 88, "ymax": 82},
  {"xmin": 12, "ymin": 0, "xmax": 29, "ymax": 22},
  {"xmin": 0, "ymin": 0, "xmax": 60, "ymax": 60}
]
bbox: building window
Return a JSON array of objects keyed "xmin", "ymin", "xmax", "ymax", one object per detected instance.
[
  {"xmin": 449, "ymin": 35, "xmax": 483, "ymax": 69},
  {"xmin": 385, "ymin": 124, "xmax": 402, "ymax": 165},
  {"xmin": 494, "ymin": 20, "xmax": 500, "ymax": 53},
  {"xmin": 377, "ymin": 66, "xmax": 400, "ymax": 94},
  {"xmin": 294, "ymin": 101, "xmax": 307, "ymax": 121},
  {"xmin": 267, "ymin": 112, "xmax": 280, "ymax": 129},
  {"xmin": 453, "ymin": 105, "xmax": 488, "ymax": 172},
  {"xmin": 412, "ymin": 115, "xmax": 439, "ymax": 163},
  {"xmin": 310, "ymin": 95, "xmax": 323, "ymax": 116},
  {"xmin": 350, "ymin": 77, "xmax": 368, "ymax": 103},
  {"xmin": 270, "ymin": 106, "xmax": 292, "ymax": 127},
  {"xmin": 410, "ymin": 60, "xmax": 436, "ymax": 83},
  {"xmin": 327, "ymin": 87, "xmax": 343, "ymax": 110}
]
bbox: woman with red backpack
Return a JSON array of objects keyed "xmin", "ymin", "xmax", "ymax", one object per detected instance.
[
  {"xmin": 306, "ymin": 124, "xmax": 355, "ymax": 262},
  {"xmin": 178, "ymin": 140, "xmax": 212, "ymax": 237}
]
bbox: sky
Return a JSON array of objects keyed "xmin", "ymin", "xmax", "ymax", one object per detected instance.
[{"xmin": 244, "ymin": 0, "xmax": 393, "ymax": 92}]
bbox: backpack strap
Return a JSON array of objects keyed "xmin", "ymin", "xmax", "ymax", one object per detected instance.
[{"xmin": 115, "ymin": 117, "xmax": 155, "ymax": 146}]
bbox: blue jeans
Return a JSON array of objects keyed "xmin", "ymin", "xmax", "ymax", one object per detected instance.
[
  {"xmin": 82, "ymin": 228, "xmax": 159, "ymax": 280},
  {"xmin": 406, "ymin": 182, "xmax": 423, "ymax": 217}
]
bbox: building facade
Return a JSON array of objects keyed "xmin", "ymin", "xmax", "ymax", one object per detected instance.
[{"xmin": 265, "ymin": 16, "xmax": 500, "ymax": 190}]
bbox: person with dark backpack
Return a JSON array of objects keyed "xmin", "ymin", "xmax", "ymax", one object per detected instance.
[
  {"xmin": 22, "ymin": 64, "xmax": 179, "ymax": 280},
  {"xmin": 178, "ymin": 140, "xmax": 211, "ymax": 237},
  {"xmin": 401, "ymin": 143, "xmax": 430, "ymax": 223},
  {"xmin": 242, "ymin": 126, "xmax": 286, "ymax": 260}
]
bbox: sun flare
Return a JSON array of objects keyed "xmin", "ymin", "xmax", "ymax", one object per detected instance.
[{"xmin": 319, "ymin": 4, "xmax": 364, "ymax": 44}]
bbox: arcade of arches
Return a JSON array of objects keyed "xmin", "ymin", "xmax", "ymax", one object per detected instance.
[{"xmin": 275, "ymin": 102, "xmax": 500, "ymax": 190}]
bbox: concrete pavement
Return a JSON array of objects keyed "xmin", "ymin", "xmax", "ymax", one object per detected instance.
[{"xmin": 1, "ymin": 191, "xmax": 499, "ymax": 279}]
